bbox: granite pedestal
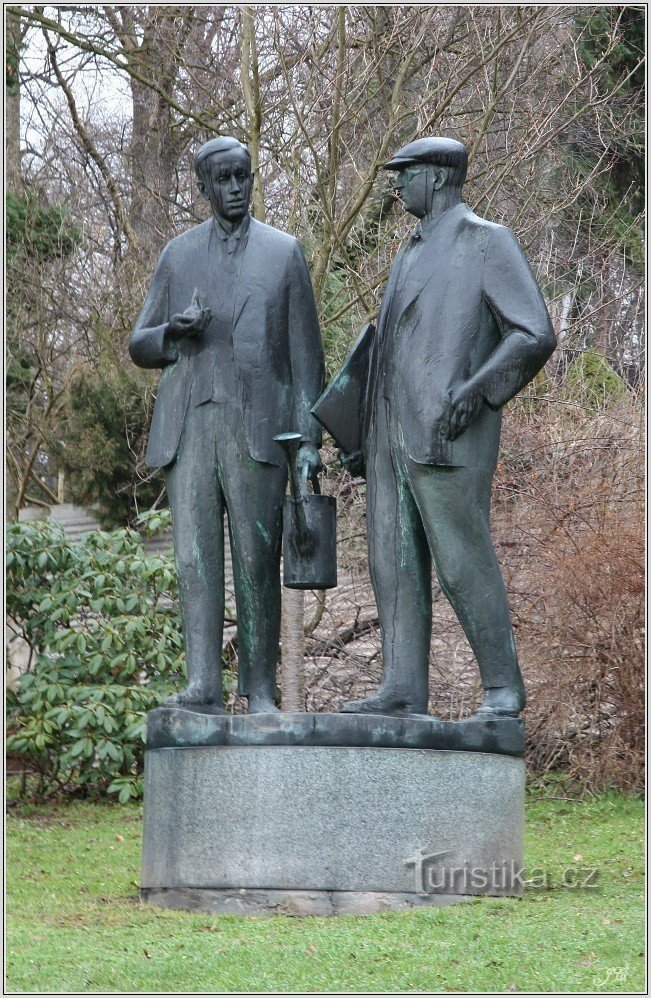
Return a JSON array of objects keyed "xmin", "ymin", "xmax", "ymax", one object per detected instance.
[{"xmin": 141, "ymin": 709, "xmax": 525, "ymax": 915}]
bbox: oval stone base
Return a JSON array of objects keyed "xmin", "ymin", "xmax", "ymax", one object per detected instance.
[
  {"xmin": 141, "ymin": 886, "xmax": 468, "ymax": 917},
  {"xmin": 141, "ymin": 739, "xmax": 525, "ymax": 913}
]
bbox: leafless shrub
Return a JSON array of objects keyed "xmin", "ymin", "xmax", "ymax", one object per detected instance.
[
  {"xmin": 299, "ymin": 386, "xmax": 644, "ymax": 792},
  {"xmin": 503, "ymin": 389, "xmax": 644, "ymax": 790}
]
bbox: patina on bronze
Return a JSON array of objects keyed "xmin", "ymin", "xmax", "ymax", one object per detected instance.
[
  {"xmin": 130, "ymin": 136, "xmax": 325, "ymax": 714},
  {"xmin": 326, "ymin": 136, "xmax": 557, "ymax": 719}
]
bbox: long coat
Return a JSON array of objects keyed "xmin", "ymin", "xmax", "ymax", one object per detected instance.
[
  {"xmin": 129, "ymin": 217, "xmax": 325, "ymax": 468},
  {"xmin": 364, "ymin": 203, "xmax": 556, "ymax": 469}
]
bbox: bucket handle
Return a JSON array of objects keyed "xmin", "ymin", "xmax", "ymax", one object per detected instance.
[{"xmin": 300, "ymin": 463, "xmax": 321, "ymax": 498}]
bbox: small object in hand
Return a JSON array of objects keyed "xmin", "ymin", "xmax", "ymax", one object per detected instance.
[{"xmin": 168, "ymin": 288, "xmax": 212, "ymax": 337}]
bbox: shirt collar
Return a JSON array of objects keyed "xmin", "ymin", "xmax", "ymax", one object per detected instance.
[
  {"xmin": 213, "ymin": 213, "xmax": 251, "ymax": 242},
  {"xmin": 411, "ymin": 202, "xmax": 465, "ymax": 241}
]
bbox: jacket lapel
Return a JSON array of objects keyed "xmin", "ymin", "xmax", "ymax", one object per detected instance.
[
  {"xmin": 232, "ymin": 217, "xmax": 268, "ymax": 328},
  {"xmin": 396, "ymin": 203, "xmax": 469, "ymax": 324},
  {"xmin": 376, "ymin": 245, "xmax": 406, "ymax": 341}
]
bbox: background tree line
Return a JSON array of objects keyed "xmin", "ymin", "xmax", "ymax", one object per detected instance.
[{"xmin": 6, "ymin": 4, "xmax": 644, "ymax": 792}]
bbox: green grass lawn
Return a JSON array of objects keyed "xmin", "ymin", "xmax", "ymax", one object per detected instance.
[{"xmin": 5, "ymin": 787, "xmax": 645, "ymax": 993}]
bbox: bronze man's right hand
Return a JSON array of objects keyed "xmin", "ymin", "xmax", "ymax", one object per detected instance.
[
  {"xmin": 339, "ymin": 449, "xmax": 365, "ymax": 479},
  {"xmin": 168, "ymin": 288, "xmax": 212, "ymax": 338},
  {"xmin": 441, "ymin": 380, "xmax": 484, "ymax": 441}
]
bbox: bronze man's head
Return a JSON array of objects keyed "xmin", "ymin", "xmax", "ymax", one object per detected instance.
[
  {"xmin": 383, "ymin": 137, "xmax": 468, "ymax": 219},
  {"xmin": 195, "ymin": 136, "xmax": 254, "ymax": 224}
]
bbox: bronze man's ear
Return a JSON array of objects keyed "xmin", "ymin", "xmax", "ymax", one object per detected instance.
[
  {"xmin": 432, "ymin": 166, "xmax": 449, "ymax": 191},
  {"xmin": 197, "ymin": 180, "xmax": 207, "ymax": 199}
]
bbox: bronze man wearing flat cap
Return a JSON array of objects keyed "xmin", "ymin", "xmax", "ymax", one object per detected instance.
[
  {"xmin": 130, "ymin": 136, "xmax": 324, "ymax": 713},
  {"xmin": 340, "ymin": 137, "xmax": 556, "ymax": 717}
]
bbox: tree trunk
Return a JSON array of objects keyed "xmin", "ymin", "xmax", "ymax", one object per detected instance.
[
  {"xmin": 281, "ymin": 587, "xmax": 306, "ymax": 711},
  {"xmin": 6, "ymin": 5, "xmax": 22, "ymax": 193},
  {"xmin": 240, "ymin": 7, "xmax": 265, "ymax": 222},
  {"xmin": 124, "ymin": 9, "xmax": 190, "ymax": 258},
  {"xmin": 129, "ymin": 80, "xmax": 177, "ymax": 257}
]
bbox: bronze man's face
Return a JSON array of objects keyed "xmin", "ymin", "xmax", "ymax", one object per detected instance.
[
  {"xmin": 199, "ymin": 148, "xmax": 254, "ymax": 223},
  {"xmin": 393, "ymin": 163, "xmax": 446, "ymax": 219}
]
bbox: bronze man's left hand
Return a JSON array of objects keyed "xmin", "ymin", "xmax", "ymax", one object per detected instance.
[
  {"xmin": 444, "ymin": 381, "xmax": 484, "ymax": 441},
  {"xmin": 297, "ymin": 442, "xmax": 323, "ymax": 484}
]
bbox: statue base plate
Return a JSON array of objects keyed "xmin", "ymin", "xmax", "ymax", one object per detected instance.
[
  {"xmin": 146, "ymin": 706, "xmax": 524, "ymax": 756},
  {"xmin": 141, "ymin": 715, "xmax": 525, "ymax": 914}
]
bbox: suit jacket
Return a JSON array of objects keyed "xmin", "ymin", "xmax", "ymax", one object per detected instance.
[
  {"xmin": 129, "ymin": 217, "xmax": 325, "ymax": 468},
  {"xmin": 364, "ymin": 202, "xmax": 556, "ymax": 469}
]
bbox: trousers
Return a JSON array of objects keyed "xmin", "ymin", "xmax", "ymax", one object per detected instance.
[
  {"xmin": 166, "ymin": 399, "xmax": 286, "ymax": 697},
  {"xmin": 366, "ymin": 396, "xmax": 521, "ymax": 710}
]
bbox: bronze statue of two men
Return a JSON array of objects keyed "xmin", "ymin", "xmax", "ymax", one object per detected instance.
[{"xmin": 130, "ymin": 134, "xmax": 556, "ymax": 720}]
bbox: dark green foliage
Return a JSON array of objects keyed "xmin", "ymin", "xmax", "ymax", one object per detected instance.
[
  {"xmin": 321, "ymin": 265, "xmax": 359, "ymax": 379},
  {"xmin": 6, "ymin": 190, "xmax": 83, "ymax": 515},
  {"xmin": 578, "ymin": 7, "xmax": 644, "ymax": 96},
  {"xmin": 565, "ymin": 348, "xmax": 627, "ymax": 404},
  {"xmin": 6, "ymin": 343, "xmax": 37, "ymax": 408},
  {"xmin": 578, "ymin": 5, "xmax": 645, "ymax": 90},
  {"xmin": 561, "ymin": 143, "xmax": 645, "ymax": 272},
  {"xmin": 559, "ymin": 9, "xmax": 645, "ymax": 292},
  {"xmin": 592, "ymin": 194, "xmax": 645, "ymax": 273},
  {"xmin": 56, "ymin": 361, "xmax": 163, "ymax": 528},
  {"xmin": 309, "ymin": 190, "xmax": 397, "ymax": 379},
  {"xmin": 6, "ymin": 513, "xmax": 185, "ymax": 801},
  {"xmin": 6, "ymin": 186, "xmax": 162, "ymax": 528},
  {"xmin": 576, "ymin": 7, "xmax": 644, "ymax": 210},
  {"xmin": 6, "ymin": 191, "xmax": 81, "ymax": 261},
  {"xmin": 6, "ymin": 191, "xmax": 81, "ymax": 396}
]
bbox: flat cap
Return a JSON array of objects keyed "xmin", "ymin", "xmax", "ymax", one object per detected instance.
[
  {"xmin": 194, "ymin": 136, "xmax": 249, "ymax": 168},
  {"xmin": 383, "ymin": 136, "xmax": 468, "ymax": 172}
]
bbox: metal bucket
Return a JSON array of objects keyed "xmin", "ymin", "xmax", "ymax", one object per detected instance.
[
  {"xmin": 275, "ymin": 433, "xmax": 337, "ymax": 590},
  {"xmin": 282, "ymin": 489, "xmax": 337, "ymax": 590}
]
